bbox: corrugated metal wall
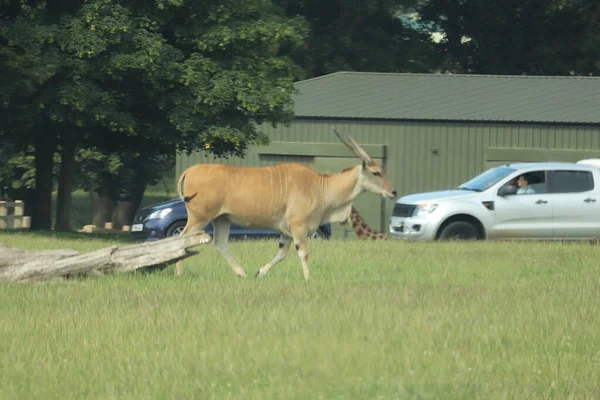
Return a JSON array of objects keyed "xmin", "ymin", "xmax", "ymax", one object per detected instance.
[{"xmin": 176, "ymin": 120, "xmax": 600, "ymax": 234}]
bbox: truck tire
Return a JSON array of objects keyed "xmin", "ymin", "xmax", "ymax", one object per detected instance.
[{"xmin": 438, "ymin": 221, "xmax": 479, "ymax": 241}]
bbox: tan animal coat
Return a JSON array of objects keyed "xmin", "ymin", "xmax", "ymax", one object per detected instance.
[{"xmin": 174, "ymin": 129, "xmax": 396, "ymax": 279}]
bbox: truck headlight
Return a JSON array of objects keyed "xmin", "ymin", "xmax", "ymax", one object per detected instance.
[
  {"xmin": 414, "ymin": 203, "xmax": 438, "ymax": 217},
  {"xmin": 147, "ymin": 208, "xmax": 172, "ymax": 220}
]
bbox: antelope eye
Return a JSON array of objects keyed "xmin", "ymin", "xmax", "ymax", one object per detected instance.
[{"xmin": 372, "ymin": 171, "xmax": 381, "ymax": 177}]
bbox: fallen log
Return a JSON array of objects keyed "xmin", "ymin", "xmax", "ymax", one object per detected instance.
[{"xmin": 0, "ymin": 232, "xmax": 211, "ymax": 282}]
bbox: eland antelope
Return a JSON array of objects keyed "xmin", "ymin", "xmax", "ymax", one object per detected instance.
[{"xmin": 174, "ymin": 128, "xmax": 397, "ymax": 280}]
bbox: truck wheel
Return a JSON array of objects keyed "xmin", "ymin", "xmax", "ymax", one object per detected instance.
[{"xmin": 438, "ymin": 221, "xmax": 479, "ymax": 241}]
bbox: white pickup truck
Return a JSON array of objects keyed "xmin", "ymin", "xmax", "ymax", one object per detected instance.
[{"xmin": 389, "ymin": 159, "xmax": 600, "ymax": 241}]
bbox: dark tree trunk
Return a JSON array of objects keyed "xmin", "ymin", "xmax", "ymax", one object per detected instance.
[
  {"xmin": 111, "ymin": 180, "xmax": 147, "ymax": 230},
  {"xmin": 90, "ymin": 186, "xmax": 116, "ymax": 227},
  {"xmin": 54, "ymin": 139, "xmax": 77, "ymax": 231},
  {"xmin": 20, "ymin": 190, "xmax": 36, "ymax": 219},
  {"xmin": 30, "ymin": 133, "xmax": 55, "ymax": 230}
]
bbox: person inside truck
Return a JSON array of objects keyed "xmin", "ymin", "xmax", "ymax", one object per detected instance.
[{"xmin": 516, "ymin": 174, "xmax": 535, "ymax": 194}]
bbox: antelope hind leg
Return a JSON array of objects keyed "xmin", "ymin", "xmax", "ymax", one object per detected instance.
[
  {"xmin": 175, "ymin": 220, "xmax": 212, "ymax": 275},
  {"xmin": 212, "ymin": 216, "xmax": 248, "ymax": 278},
  {"xmin": 175, "ymin": 224, "xmax": 189, "ymax": 275},
  {"xmin": 256, "ymin": 235, "xmax": 292, "ymax": 278}
]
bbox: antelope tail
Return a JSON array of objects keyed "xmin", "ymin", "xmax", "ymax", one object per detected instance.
[{"xmin": 177, "ymin": 169, "xmax": 197, "ymax": 203}]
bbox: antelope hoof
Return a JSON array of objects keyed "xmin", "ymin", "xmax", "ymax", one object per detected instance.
[
  {"xmin": 255, "ymin": 268, "xmax": 267, "ymax": 278},
  {"xmin": 175, "ymin": 262, "xmax": 183, "ymax": 276},
  {"xmin": 199, "ymin": 233, "xmax": 211, "ymax": 244},
  {"xmin": 234, "ymin": 267, "xmax": 248, "ymax": 278}
]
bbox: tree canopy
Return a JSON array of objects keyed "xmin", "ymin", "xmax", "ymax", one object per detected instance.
[
  {"xmin": 417, "ymin": 0, "xmax": 599, "ymax": 75},
  {"xmin": 1, "ymin": 0, "xmax": 599, "ymax": 231},
  {"xmin": 0, "ymin": 0, "xmax": 309, "ymax": 229}
]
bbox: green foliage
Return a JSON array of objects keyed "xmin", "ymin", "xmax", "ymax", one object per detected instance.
[
  {"xmin": 75, "ymin": 145, "xmax": 175, "ymax": 201},
  {"xmin": 0, "ymin": 0, "xmax": 309, "ymax": 204},
  {"xmin": 274, "ymin": 0, "xmax": 436, "ymax": 77},
  {"xmin": 576, "ymin": 0, "xmax": 600, "ymax": 74},
  {"xmin": 0, "ymin": 142, "xmax": 60, "ymax": 200},
  {"xmin": 417, "ymin": 0, "xmax": 599, "ymax": 75},
  {"xmin": 0, "ymin": 147, "xmax": 36, "ymax": 193},
  {"xmin": 3, "ymin": 0, "xmax": 599, "ymax": 214}
]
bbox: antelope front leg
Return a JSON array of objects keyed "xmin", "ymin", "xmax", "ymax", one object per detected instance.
[
  {"xmin": 295, "ymin": 238, "xmax": 310, "ymax": 280},
  {"xmin": 290, "ymin": 225, "xmax": 310, "ymax": 280},
  {"xmin": 256, "ymin": 235, "xmax": 292, "ymax": 278}
]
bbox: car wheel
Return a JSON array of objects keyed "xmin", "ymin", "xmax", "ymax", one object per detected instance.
[
  {"xmin": 166, "ymin": 221, "xmax": 187, "ymax": 237},
  {"xmin": 438, "ymin": 221, "xmax": 479, "ymax": 241}
]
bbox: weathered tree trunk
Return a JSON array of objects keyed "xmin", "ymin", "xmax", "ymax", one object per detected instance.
[
  {"xmin": 55, "ymin": 139, "xmax": 77, "ymax": 232},
  {"xmin": 30, "ymin": 133, "xmax": 55, "ymax": 230},
  {"xmin": 0, "ymin": 232, "xmax": 211, "ymax": 282},
  {"xmin": 111, "ymin": 180, "xmax": 147, "ymax": 230},
  {"xmin": 90, "ymin": 186, "xmax": 116, "ymax": 227}
]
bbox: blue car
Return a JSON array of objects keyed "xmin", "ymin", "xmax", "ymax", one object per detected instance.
[{"xmin": 130, "ymin": 197, "xmax": 332, "ymax": 241}]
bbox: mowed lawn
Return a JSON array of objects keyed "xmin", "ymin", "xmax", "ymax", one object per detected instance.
[{"xmin": 1, "ymin": 232, "xmax": 600, "ymax": 399}]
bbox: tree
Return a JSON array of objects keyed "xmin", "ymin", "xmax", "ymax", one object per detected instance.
[
  {"xmin": 0, "ymin": 1, "xmax": 61, "ymax": 229},
  {"xmin": 417, "ymin": 0, "xmax": 598, "ymax": 76},
  {"xmin": 0, "ymin": 0, "xmax": 308, "ymax": 230},
  {"xmin": 575, "ymin": 0, "xmax": 600, "ymax": 75},
  {"xmin": 75, "ymin": 145, "xmax": 175, "ymax": 230},
  {"xmin": 275, "ymin": 0, "xmax": 436, "ymax": 77}
]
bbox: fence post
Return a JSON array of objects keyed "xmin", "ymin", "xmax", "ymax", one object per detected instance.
[
  {"xmin": 13, "ymin": 200, "xmax": 24, "ymax": 228},
  {"xmin": 0, "ymin": 200, "xmax": 30, "ymax": 230},
  {"xmin": 0, "ymin": 201, "xmax": 6, "ymax": 230}
]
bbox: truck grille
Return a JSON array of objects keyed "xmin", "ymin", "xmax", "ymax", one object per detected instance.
[{"xmin": 393, "ymin": 203, "xmax": 416, "ymax": 218}]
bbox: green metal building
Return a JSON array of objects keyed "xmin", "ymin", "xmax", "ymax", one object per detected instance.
[{"xmin": 176, "ymin": 72, "xmax": 600, "ymax": 238}]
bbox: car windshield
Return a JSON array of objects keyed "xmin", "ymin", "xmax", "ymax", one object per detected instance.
[{"xmin": 457, "ymin": 166, "xmax": 517, "ymax": 192}]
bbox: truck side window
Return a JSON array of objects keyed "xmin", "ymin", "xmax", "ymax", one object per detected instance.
[
  {"xmin": 518, "ymin": 170, "xmax": 547, "ymax": 194},
  {"xmin": 551, "ymin": 170, "xmax": 594, "ymax": 193}
]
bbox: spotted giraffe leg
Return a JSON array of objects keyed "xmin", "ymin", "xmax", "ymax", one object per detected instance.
[{"xmin": 349, "ymin": 206, "xmax": 388, "ymax": 240}]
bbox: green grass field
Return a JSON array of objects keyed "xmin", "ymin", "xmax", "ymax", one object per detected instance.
[{"xmin": 1, "ymin": 232, "xmax": 600, "ymax": 399}]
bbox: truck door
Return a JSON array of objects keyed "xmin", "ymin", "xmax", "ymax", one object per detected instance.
[
  {"xmin": 491, "ymin": 170, "xmax": 554, "ymax": 238},
  {"xmin": 548, "ymin": 169, "xmax": 600, "ymax": 239}
]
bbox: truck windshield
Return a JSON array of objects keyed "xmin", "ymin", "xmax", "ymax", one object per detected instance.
[{"xmin": 457, "ymin": 166, "xmax": 516, "ymax": 192}]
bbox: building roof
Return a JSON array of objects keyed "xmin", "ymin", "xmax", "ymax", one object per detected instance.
[{"xmin": 293, "ymin": 72, "xmax": 600, "ymax": 125}]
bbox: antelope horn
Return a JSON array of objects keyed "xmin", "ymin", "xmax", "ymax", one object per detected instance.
[{"xmin": 333, "ymin": 128, "xmax": 372, "ymax": 163}]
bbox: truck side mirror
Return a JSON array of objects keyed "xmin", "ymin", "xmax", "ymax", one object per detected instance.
[{"xmin": 498, "ymin": 184, "xmax": 518, "ymax": 196}]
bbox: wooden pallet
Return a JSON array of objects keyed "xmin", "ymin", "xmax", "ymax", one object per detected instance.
[
  {"xmin": 80, "ymin": 222, "xmax": 131, "ymax": 233},
  {"xmin": 0, "ymin": 201, "xmax": 31, "ymax": 230}
]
